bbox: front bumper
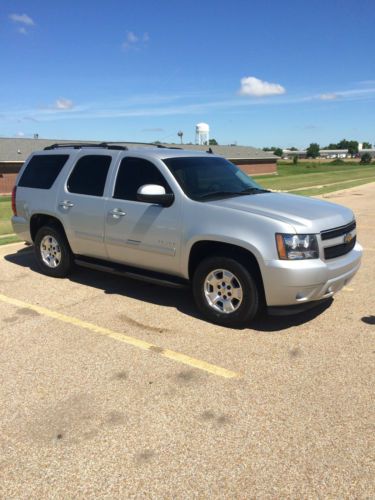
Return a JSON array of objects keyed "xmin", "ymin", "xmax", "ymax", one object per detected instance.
[{"xmin": 262, "ymin": 242, "xmax": 362, "ymax": 306}]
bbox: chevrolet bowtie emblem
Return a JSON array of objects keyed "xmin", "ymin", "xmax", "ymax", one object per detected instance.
[{"xmin": 344, "ymin": 232, "xmax": 353, "ymax": 244}]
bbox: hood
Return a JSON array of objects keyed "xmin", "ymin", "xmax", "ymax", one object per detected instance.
[{"xmin": 208, "ymin": 192, "xmax": 354, "ymax": 232}]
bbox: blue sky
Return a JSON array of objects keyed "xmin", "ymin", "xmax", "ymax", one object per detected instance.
[{"xmin": 1, "ymin": 0, "xmax": 374, "ymax": 148}]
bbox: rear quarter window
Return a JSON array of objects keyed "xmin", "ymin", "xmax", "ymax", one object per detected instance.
[{"xmin": 18, "ymin": 154, "xmax": 69, "ymax": 189}]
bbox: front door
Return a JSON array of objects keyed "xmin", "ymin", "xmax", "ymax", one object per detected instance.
[{"xmin": 104, "ymin": 156, "xmax": 182, "ymax": 275}]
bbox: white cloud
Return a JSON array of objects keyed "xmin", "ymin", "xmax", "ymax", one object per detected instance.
[
  {"xmin": 122, "ymin": 31, "xmax": 149, "ymax": 51},
  {"xmin": 9, "ymin": 13, "xmax": 35, "ymax": 26},
  {"xmin": 18, "ymin": 27, "xmax": 28, "ymax": 35},
  {"xmin": 127, "ymin": 31, "xmax": 138, "ymax": 43},
  {"xmin": 319, "ymin": 93, "xmax": 337, "ymax": 100},
  {"xmin": 141, "ymin": 127, "xmax": 165, "ymax": 132},
  {"xmin": 55, "ymin": 98, "xmax": 74, "ymax": 110},
  {"xmin": 239, "ymin": 76, "xmax": 286, "ymax": 97}
]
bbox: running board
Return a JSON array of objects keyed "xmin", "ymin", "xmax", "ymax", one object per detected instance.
[{"xmin": 74, "ymin": 256, "xmax": 189, "ymax": 289}]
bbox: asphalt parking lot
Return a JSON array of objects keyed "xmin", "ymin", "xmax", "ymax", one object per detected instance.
[{"xmin": 1, "ymin": 184, "xmax": 374, "ymax": 498}]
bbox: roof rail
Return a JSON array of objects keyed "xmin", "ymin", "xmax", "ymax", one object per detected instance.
[
  {"xmin": 44, "ymin": 142, "xmax": 128, "ymax": 151},
  {"xmin": 108, "ymin": 141, "xmax": 182, "ymax": 150},
  {"xmin": 154, "ymin": 144, "xmax": 182, "ymax": 150}
]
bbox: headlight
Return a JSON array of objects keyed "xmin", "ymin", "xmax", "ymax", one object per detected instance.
[{"xmin": 276, "ymin": 233, "xmax": 319, "ymax": 260}]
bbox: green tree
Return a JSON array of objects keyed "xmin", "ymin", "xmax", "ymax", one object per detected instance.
[
  {"xmin": 325, "ymin": 143, "xmax": 338, "ymax": 149},
  {"xmin": 209, "ymin": 138, "xmax": 218, "ymax": 145},
  {"xmin": 336, "ymin": 139, "xmax": 358, "ymax": 155},
  {"xmin": 362, "ymin": 142, "xmax": 372, "ymax": 149},
  {"xmin": 306, "ymin": 143, "xmax": 320, "ymax": 158},
  {"xmin": 289, "ymin": 147, "xmax": 298, "ymax": 151},
  {"xmin": 347, "ymin": 141, "xmax": 359, "ymax": 156},
  {"xmin": 273, "ymin": 148, "xmax": 283, "ymax": 157},
  {"xmin": 293, "ymin": 155, "xmax": 298, "ymax": 164},
  {"xmin": 360, "ymin": 152, "xmax": 372, "ymax": 164}
]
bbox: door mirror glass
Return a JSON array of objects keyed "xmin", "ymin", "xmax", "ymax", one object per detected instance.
[{"xmin": 136, "ymin": 184, "xmax": 174, "ymax": 206}]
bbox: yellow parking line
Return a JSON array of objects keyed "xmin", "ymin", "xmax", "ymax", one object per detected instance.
[{"xmin": 0, "ymin": 293, "xmax": 239, "ymax": 379}]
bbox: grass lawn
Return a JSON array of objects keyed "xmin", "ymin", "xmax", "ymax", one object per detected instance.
[
  {"xmin": 0, "ymin": 195, "xmax": 20, "ymax": 245},
  {"xmin": 0, "ymin": 195, "xmax": 14, "ymax": 237},
  {"xmin": 256, "ymin": 162, "xmax": 375, "ymax": 195}
]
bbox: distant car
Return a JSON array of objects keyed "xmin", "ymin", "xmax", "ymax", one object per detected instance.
[{"xmin": 11, "ymin": 143, "xmax": 362, "ymax": 327}]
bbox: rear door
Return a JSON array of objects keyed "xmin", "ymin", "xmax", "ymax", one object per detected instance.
[
  {"xmin": 56, "ymin": 153, "xmax": 114, "ymax": 258},
  {"xmin": 104, "ymin": 156, "xmax": 182, "ymax": 274}
]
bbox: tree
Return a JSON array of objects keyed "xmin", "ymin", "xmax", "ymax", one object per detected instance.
[
  {"xmin": 306, "ymin": 143, "xmax": 320, "ymax": 158},
  {"xmin": 362, "ymin": 142, "xmax": 372, "ymax": 149},
  {"xmin": 289, "ymin": 147, "xmax": 298, "ymax": 151},
  {"xmin": 325, "ymin": 143, "xmax": 338, "ymax": 150},
  {"xmin": 293, "ymin": 155, "xmax": 298, "ymax": 164},
  {"xmin": 347, "ymin": 141, "xmax": 359, "ymax": 156},
  {"xmin": 273, "ymin": 148, "xmax": 283, "ymax": 157},
  {"xmin": 209, "ymin": 138, "xmax": 218, "ymax": 145},
  {"xmin": 336, "ymin": 139, "xmax": 358, "ymax": 156},
  {"xmin": 360, "ymin": 152, "xmax": 372, "ymax": 164}
]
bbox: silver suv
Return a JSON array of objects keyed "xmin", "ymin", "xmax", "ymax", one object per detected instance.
[{"xmin": 11, "ymin": 143, "xmax": 362, "ymax": 327}]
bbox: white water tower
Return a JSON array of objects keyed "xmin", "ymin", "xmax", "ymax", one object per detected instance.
[{"xmin": 195, "ymin": 122, "xmax": 210, "ymax": 145}]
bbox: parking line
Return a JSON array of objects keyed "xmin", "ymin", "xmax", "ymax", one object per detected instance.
[{"xmin": 0, "ymin": 293, "xmax": 239, "ymax": 379}]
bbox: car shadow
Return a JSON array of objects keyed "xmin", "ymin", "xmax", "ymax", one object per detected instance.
[{"xmin": 4, "ymin": 246, "xmax": 333, "ymax": 332}]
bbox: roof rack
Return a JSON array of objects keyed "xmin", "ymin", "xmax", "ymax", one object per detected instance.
[
  {"xmin": 44, "ymin": 142, "xmax": 128, "ymax": 151},
  {"xmin": 44, "ymin": 142, "xmax": 182, "ymax": 151},
  {"xmin": 154, "ymin": 144, "xmax": 182, "ymax": 150},
  {"xmin": 110, "ymin": 141, "xmax": 182, "ymax": 150}
]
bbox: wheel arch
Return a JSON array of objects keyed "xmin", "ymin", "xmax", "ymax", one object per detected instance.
[
  {"xmin": 30, "ymin": 213, "xmax": 70, "ymax": 246},
  {"xmin": 187, "ymin": 240, "xmax": 265, "ymax": 298}
]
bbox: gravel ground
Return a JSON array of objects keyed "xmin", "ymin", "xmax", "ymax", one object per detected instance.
[{"xmin": 0, "ymin": 184, "xmax": 374, "ymax": 499}]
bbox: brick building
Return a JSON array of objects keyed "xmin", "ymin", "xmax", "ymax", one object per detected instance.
[{"xmin": 0, "ymin": 138, "xmax": 277, "ymax": 194}]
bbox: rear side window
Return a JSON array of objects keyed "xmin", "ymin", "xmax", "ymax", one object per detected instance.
[
  {"xmin": 67, "ymin": 155, "xmax": 111, "ymax": 196},
  {"xmin": 18, "ymin": 154, "xmax": 69, "ymax": 189},
  {"xmin": 114, "ymin": 157, "xmax": 171, "ymax": 201}
]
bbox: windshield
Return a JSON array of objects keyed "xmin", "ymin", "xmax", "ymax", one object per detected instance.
[{"xmin": 163, "ymin": 156, "xmax": 268, "ymax": 201}]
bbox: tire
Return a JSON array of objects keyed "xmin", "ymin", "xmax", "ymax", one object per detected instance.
[
  {"xmin": 34, "ymin": 225, "xmax": 73, "ymax": 278},
  {"xmin": 192, "ymin": 256, "xmax": 260, "ymax": 327}
]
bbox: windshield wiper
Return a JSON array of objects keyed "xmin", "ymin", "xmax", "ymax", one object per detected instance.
[
  {"xmin": 198, "ymin": 191, "xmax": 242, "ymax": 200},
  {"xmin": 238, "ymin": 187, "xmax": 270, "ymax": 195},
  {"xmin": 198, "ymin": 187, "xmax": 270, "ymax": 200}
]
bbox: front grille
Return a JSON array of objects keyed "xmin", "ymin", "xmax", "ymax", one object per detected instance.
[
  {"xmin": 324, "ymin": 235, "xmax": 356, "ymax": 259},
  {"xmin": 321, "ymin": 220, "xmax": 356, "ymax": 241}
]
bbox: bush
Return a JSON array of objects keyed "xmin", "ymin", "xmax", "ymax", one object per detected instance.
[
  {"xmin": 293, "ymin": 155, "xmax": 298, "ymax": 165},
  {"xmin": 360, "ymin": 152, "xmax": 372, "ymax": 164},
  {"xmin": 330, "ymin": 159, "xmax": 346, "ymax": 165}
]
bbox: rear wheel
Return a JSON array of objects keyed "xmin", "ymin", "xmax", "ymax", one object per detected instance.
[
  {"xmin": 34, "ymin": 225, "xmax": 72, "ymax": 278},
  {"xmin": 192, "ymin": 256, "xmax": 260, "ymax": 327}
]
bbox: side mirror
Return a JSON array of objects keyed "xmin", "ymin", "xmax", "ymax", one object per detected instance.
[{"xmin": 136, "ymin": 184, "xmax": 174, "ymax": 206}]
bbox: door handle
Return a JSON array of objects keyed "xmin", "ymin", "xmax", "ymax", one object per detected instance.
[
  {"xmin": 59, "ymin": 200, "xmax": 74, "ymax": 209},
  {"xmin": 109, "ymin": 208, "xmax": 127, "ymax": 218}
]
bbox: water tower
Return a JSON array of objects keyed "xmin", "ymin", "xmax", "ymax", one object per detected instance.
[{"xmin": 195, "ymin": 122, "xmax": 210, "ymax": 145}]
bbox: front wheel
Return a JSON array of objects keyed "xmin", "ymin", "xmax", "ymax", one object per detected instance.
[
  {"xmin": 192, "ymin": 256, "xmax": 260, "ymax": 327},
  {"xmin": 34, "ymin": 225, "xmax": 73, "ymax": 278}
]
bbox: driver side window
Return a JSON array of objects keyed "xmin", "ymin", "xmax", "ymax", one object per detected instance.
[{"xmin": 113, "ymin": 157, "xmax": 172, "ymax": 201}]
